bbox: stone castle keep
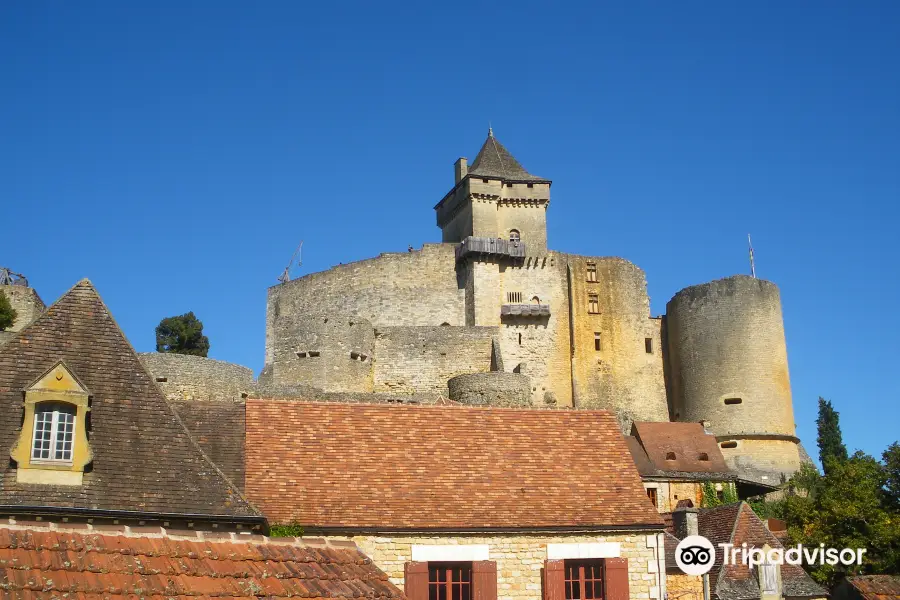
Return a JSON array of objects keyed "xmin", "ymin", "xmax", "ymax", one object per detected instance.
[{"xmin": 1, "ymin": 130, "xmax": 803, "ymax": 486}]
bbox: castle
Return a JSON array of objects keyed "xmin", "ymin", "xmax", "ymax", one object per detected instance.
[{"xmin": 0, "ymin": 130, "xmax": 804, "ymax": 487}]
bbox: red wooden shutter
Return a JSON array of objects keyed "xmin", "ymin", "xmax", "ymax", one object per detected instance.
[
  {"xmin": 473, "ymin": 561, "xmax": 498, "ymax": 600},
  {"xmin": 543, "ymin": 559, "xmax": 565, "ymax": 600},
  {"xmin": 405, "ymin": 561, "xmax": 429, "ymax": 600},
  {"xmin": 604, "ymin": 558, "xmax": 629, "ymax": 600}
]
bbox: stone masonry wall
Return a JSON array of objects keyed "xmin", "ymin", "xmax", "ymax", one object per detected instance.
[
  {"xmin": 138, "ymin": 353, "xmax": 255, "ymax": 402},
  {"xmin": 373, "ymin": 326, "xmax": 496, "ymax": 396},
  {"xmin": 566, "ymin": 256, "xmax": 669, "ymax": 429},
  {"xmin": 266, "ymin": 244, "xmax": 464, "ymax": 364},
  {"xmin": 329, "ymin": 532, "xmax": 666, "ymax": 600},
  {"xmin": 0, "ymin": 285, "xmax": 45, "ymax": 333},
  {"xmin": 717, "ymin": 438, "xmax": 801, "ymax": 485},
  {"xmin": 665, "ymin": 573, "xmax": 703, "ymax": 600},
  {"xmin": 447, "ymin": 372, "xmax": 531, "ymax": 406},
  {"xmin": 665, "ymin": 276, "xmax": 795, "ymax": 438}
]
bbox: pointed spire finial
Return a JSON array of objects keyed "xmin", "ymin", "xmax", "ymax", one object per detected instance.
[{"xmin": 488, "ymin": 123, "xmax": 493, "ymax": 137}]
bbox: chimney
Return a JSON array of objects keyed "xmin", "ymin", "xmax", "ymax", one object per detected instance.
[
  {"xmin": 672, "ymin": 506, "xmax": 699, "ymax": 539},
  {"xmin": 455, "ymin": 157, "xmax": 468, "ymax": 184}
]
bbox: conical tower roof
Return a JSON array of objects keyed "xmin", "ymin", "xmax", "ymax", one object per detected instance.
[{"xmin": 467, "ymin": 128, "xmax": 548, "ymax": 182}]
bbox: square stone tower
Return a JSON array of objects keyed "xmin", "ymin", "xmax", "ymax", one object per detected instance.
[{"xmin": 434, "ymin": 129, "xmax": 551, "ymax": 255}]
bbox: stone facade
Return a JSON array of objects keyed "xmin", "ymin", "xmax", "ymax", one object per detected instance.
[
  {"xmin": 447, "ymin": 372, "xmax": 531, "ymax": 406},
  {"xmin": 665, "ymin": 573, "xmax": 703, "ymax": 600},
  {"xmin": 325, "ymin": 532, "xmax": 667, "ymax": 600},
  {"xmin": 0, "ymin": 284, "xmax": 45, "ymax": 346},
  {"xmin": 138, "ymin": 353, "xmax": 255, "ymax": 402}
]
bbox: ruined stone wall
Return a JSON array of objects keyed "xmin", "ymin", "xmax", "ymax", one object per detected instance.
[
  {"xmin": 448, "ymin": 372, "xmax": 531, "ymax": 406},
  {"xmin": 0, "ymin": 285, "xmax": 45, "ymax": 332},
  {"xmin": 665, "ymin": 276, "xmax": 795, "ymax": 438},
  {"xmin": 493, "ymin": 254, "xmax": 572, "ymax": 407},
  {"xmin": 138, "ymin": 353, "xmax": 255, "ymax": 402},
  {"xmin": 265, "ymin": 243, "xmax": 465, "ymax": 365},
  {"xmin": 329, "ymin": 532, "xmax": 666, "ymax": 600},
  {"xmin": 565, "ymin": 256, "xmax": 669, "ymax": 429},
  {"xmin": 373, "ymin": 326, "xmax": 496, "ymax": 396},
  {"xmin": 261, "ymin": 314, "xmax": 374, "ymax": 393}
]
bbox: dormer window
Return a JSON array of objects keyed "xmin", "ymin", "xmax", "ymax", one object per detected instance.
[
  {"xmin": 509, "ymin": 230, "xmax": 520, "ymax": 244},
  {"xmin": 32, "ymin": 402, "xmax": 76, "ymax": 463}
]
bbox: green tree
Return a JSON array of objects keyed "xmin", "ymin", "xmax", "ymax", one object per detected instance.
[
  {"xmin": 817, "ymin": 397, "xmax": 848, "ymax": 473},
  {"xmin": 0, "ymin": 290, "xmax": 17, "ymax": 331},
  {"xmin": 884, "ymin": 443, "xmax": 900, "ymax": 510},
  {"xmin": 155, "ymin": 312, "xmax": 210, "ymax": 357}
]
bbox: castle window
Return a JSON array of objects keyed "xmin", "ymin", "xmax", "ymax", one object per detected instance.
[
  {"xmin": 308, "ymin": 351, "xmax": 321, "ymax": 357},
  {"xmin": 720, "ymin": 441, "xmax": 738, "ymax": 449},
  {"xmin": 518, "ymin": 333, "xmax": 522, "ymax": 345},
  {"xmin": 698, "ymin": 452, "xmax": 710, "ymax": 461},
  {"xmin": 594, "ymin": 332, "xmax": 602, "ymax": 351},
  {"xmin": 482, "ymin": 178, "xmax": 490, "ymax": 183},
  {"xmin": 665, "ymin": 452, "xmax": 676, "ymax": 460},
  {"xmin": 31, "ymin": 403, "xmax": 76, "ymax": 463},
  {"xmin": 509, "ymin": 229, "xmax": 520, "ymax": 243},
  {"xmin": 586, "ymin": 263, "xmax": 597, "ymax": 282},
  {"xmin": 527, "ymin": 183, "xmax": 534, "ymax": 188},
  {"xmin": 507, "ymin": 291, "xmax": 523, "ymax": 303},
  {"xmin": 564, "ymin": 559, "xmax": 604, "ymax": 600},
  {"xmin": 645, "ymin": 338, "xmax": 653, "ymax": 354},
  {"xmin": 646, "ymin": 487, "xmax": 658, "ymax": 508},
  {"xmin": 724, "ymin": 397, "xmax": 742, "ymax": 405},
  {"xmin": 587, "ymin": 294, "xmax": 599, "ymax": 314},
  {"xmin": 155, "ymin": 376, "xmax": 167, "ymax": 382}
]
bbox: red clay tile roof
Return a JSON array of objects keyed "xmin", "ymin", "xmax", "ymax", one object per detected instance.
[
  {"xmin": 0, "ymin": 523, "xmax": 402, "ymax": 599},
  {"xmin": 245, "ymin": 400, "xmax": 664, "ymax": 531},
  {"xmin": 0, "ymin": 280, "xmax": 257, "ymax": 519},
  {"xmin": 630, "ymin": 422, "xmax": 731, "ymax": 476},
  {"xmin": 845, "ymin": 575, "xmax": 900, "ymax": 600}
]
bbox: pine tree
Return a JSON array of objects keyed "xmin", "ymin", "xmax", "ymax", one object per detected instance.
[
  {"xmin": 155, "ymin": 312, "xmax": 210, "ymax": 357},
  {"xmin": 0, "ymin": 291, "xmax": 17, "ymax": 331},
  {"xmin": 816, "ymin": 397, "xmax": 848, "ymax": 473}
]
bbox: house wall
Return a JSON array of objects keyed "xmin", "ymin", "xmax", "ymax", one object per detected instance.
[
  {"xmin": 665, "ymin": 573, "xmax": 703, "ymax": 600},
  {"xmin": 322, "ymin": 532, "xmax": 666, "ymax": 600}
]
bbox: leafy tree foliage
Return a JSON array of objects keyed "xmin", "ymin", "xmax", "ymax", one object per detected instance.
[
  {"xmin": 269, "ymin": 523, "xmax": 304, "ymax": 537},
  {"xmin": 0, "ymin": 291, "xmax": 17, "ymax": 331},
  {"xmin": 817, "ymin": 397, "xmax": 848, "ymax": 473},
  {"xmin": 701, "ymin": 481, "xmax": 738, "ymax": 508},
  {"xmin": 155, "ymin": 312, "xmax": 210, "ymax": 357},
  {"xmin": 884, "ymin": 443, "xmax": 900, "ymax": 510}
]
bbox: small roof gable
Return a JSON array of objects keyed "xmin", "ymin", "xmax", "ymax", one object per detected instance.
[
  {"xmin": 25, "ymin": 360, "xmax": 90, "ymax": 396},
  {"xmin": 0, "ymin": 524, "xmax": 403, "ymax": 599},
  {"xmin": 631, "ymin": 421, "xmax": 732, "ymax": 476},
  {"xmin": 245, "ymin": 400, "xmax": 664, "ymax": 531},
  {"xmin": 691, "ymin": 503, "xmax": 828, "ymax": 600},
  {"xmin": 468, "ymin": 129, "xmax": 548, "ymax": 182},
  {"xmin": 0, "ymin": 280, "xmax": 259, "ymax": 520}
]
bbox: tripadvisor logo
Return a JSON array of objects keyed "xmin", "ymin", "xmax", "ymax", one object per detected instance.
[{"xmin": 674, "ymin": 536, "xmax": 867, "ymax": 575}]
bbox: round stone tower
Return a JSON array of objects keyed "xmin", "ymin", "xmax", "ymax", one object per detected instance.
[{"xmin": 665, "ymin": 275, "xmax": 800, "ymax": 484}]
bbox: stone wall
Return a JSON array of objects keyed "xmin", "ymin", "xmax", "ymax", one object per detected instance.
[
  {"xmin": 0, "ymin": 285, "xmax": 45, "ymax": 333},
  {"xmin": 566, "ymin": 256, "xmax": 669, "ymax": 429},
  {"xmin": 717, "ymin": 437, "xmax": 801, "ymax": 485},
  {"xmin": 447, "ymin": 372, "xmax": 531, "ymax": 406},
  {"xmin": 665, "ymin": 276, "xmax": 795, "ymax": 438},
  {"xmin": 665, "ymin": 573, "xmax": 703, "ymax": 600},
  {"xmin": 266, "ymin": 243, "xmax": 464, "ymax": 364},
  {"xmin": 138, "ymin": 353, "xmax": 255, "ymax": 402},
  {"xmin": 327, "ymin": 532, "xmax": 666, "ymax": 600},
  {"xmin": 373, "ymin": 326, "xmax": 496, "ymax": 396}
]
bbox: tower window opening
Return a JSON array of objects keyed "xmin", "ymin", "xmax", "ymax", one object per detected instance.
[
  {"xmin": 665, "ymin": 451, "xmax": 676, "ymax": 460},
  {"xmin": 587, "ymin": 294, "xmax": 599, "ymax": 314},
  {"xmin": 482, "ymin": 178, "xmax": 490, "ymax": 183},
  {"xmin": 724, "ymin": 397, "xmax": 743, "ymax": 405},
  {"xmin": 645, "ymin": 338, "xmax": 653, "ymax": 353},
  {"xmin": 720, "ymin": 441, "xmax": 738, "ymax": 449},
  {"xmin": 527, "ymin": 183, "xmax": 534, "ymax": 188},
  {"xmin": 586, "ymin": 263, "xmax": 597, "ymax": 282},
  {"xmin": 509, "ymin": 229, "xmax": 520, "ymax": 243},
  {"xmin": 518, "ymin": 333, "xmax": 522, "ymax": 345},
  {"xmin": 594, "ymin": 332, "xmax": 602, "ymax": 351},
  {"xmin": 507, "ymin": 291, "xmax": 523, "ymax": 303}
]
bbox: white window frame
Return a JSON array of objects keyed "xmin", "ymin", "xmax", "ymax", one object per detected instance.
[{"xmin": 31, "ymin": 403, "xmax": 76, "ymax": 464}]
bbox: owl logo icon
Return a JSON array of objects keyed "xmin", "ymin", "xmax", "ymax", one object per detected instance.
[{"xmin": 675, "ymin": 536, "xmax": 716, "ymax": 575}]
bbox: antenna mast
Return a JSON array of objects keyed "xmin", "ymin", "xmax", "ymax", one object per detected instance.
[
  {"xmin": 277, "ymin": 241, "xmax": 304, "ymax": 284},
  {"xmin": 748, "ymin": 234, "xmax": 756, "ymax": 278}
]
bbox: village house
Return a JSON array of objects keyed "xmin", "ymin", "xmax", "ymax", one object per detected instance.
[
  {"xmin": 243, "ymin": 399, "xmax": 670, "ymax": 600},
  {"xmin": 663, "ymin": 502, "xmax": 827, "ymax": 600},
  {"xmin": 0, "ymin": 280, "xmax": 404, "ymax": 599}
]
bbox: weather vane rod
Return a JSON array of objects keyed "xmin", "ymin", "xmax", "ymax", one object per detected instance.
[{"xmin": 748, "ymin": 234, "xmax": 756, "ymax": 278}]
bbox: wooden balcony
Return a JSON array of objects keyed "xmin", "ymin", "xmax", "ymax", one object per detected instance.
[{"xmin": 455, "ymin": 236, "xmax": 526, "ymax": 262}]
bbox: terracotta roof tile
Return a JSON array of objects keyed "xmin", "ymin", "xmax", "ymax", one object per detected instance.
[
  {"xmin": 844, "ymin": 575, "xmax": 900, "ymax": 600},
  {"xmin": 0, "ymin": 525, "xmax": 403, "ymax": 599},
  {"xmin": 0, "ymin": 281, "xmax": 258, "ymax": 519},
  {"xmin": 245, "ymin": 400, "xmax": 664, "ymax": 530},
  {"xmin": 630, "ymin": 422, "xmax": 731, "ymax": 476}
]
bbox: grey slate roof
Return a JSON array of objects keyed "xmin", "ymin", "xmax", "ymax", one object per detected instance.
[{"xmin": 468, "ymin": 130, "xmax": 548, "ymax": 182}]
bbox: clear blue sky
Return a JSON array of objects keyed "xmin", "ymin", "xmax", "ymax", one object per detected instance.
[{"xmin": 2, "ymin": 2, "xmax": 898, "ymax": 460}]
